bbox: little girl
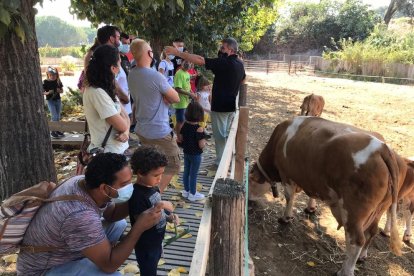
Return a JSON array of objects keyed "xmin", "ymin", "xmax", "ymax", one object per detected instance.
[
  {"xmin": 196, "ymin": 76, "xmax": 211, "ymax": 129},
  {"xmin": 43, "ymin": 66, "xmax": 64, "ymax": 138},
  {"xmin": 180, "ymin": 101, "xmax": 206, "ymax": 201}
]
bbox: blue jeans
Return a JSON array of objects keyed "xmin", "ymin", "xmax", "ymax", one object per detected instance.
[
  {"xmin": 210, "ymin": 111, "xmax": 234, "ymax": 165},
  {"xmin": 45, "ymin": 219, "xmax": 127, "ymax": 276},
  {"xmin": 183, "ymin": 153, "xmax": 202, "ymax": 195},
  {"xmin": 47, "ymin": 99, "xmax": 62, "ymax": 121},
  {"xmin": 135, "ymin": 245, "xmax": 162, "ymax": 276}
]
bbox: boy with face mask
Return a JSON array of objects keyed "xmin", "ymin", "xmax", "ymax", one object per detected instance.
[
  {"xmin": 119, "ymin": 32, "xmax": 131, "ymax": 75},
  {"xmin": 171, "ymin": 38, "xmax": 185, "ymax": 74}
]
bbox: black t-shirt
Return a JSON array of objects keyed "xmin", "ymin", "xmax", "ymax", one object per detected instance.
[
  {"xmin": 129, "ymin": 184, "xmax": 166, "ymax": 251},
  {"xmin": 120, "ymin": 54, "xmax": 131, "ymax": 76},
  {"xmin": 205, "ymin": 55, "xmax": 246, "ymax": 112},
  {"xmin": 172, "ymin": 56, "xmax": 183, "ymax": 75},
  {"xmin": 180, "ymin": 122, "xmax": 205, "ymax": 155},
  {"xmin": 43, "ymin": 79, "xmax": 63, "ymax": 101}
]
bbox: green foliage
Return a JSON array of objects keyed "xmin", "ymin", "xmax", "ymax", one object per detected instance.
[
  {"xmin": 35, "ymin": 16, "xmax": 95, "ymax": 47},
  {"xmin": 60, "ymin": 60, "xmax": 76, "ymax": 71},
  {"xmin": 38, "ymin": 45, "xmax": 84, "ymax": 58},
  {"xmin": 275, "ymin": 0, "xmax": 380, "ymax": 53},
  {"xmin": 61, "ymin": 88, "xmax": 83, "ymax": 117},
  {"xmin": 324, "ymin": 23, "xmax": 414, "ymax": 65},
  {"xmin": 69, "ymin": 0, "xmax": 281, "ymax": 55}
]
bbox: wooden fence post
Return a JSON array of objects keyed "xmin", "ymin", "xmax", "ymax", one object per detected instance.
[
  {"xmin": 238, "ymin": 84, "xmax": 247, "ymax": 107},
  {"xmin": 209, "ymin": 178, "xmax": 245, "ymax": 276},
  {"xmin": 235, "ymin": 107, "xmax": 249, "ymax": 183}
]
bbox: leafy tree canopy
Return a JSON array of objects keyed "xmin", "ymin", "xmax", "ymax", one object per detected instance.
[
  {"xmin": 35, "ymin": 16, "xmax": 96, "ymax": 47},
  {"xmin": 273, "ymin": 0, "xmax": 380, "ymax": 54},
  {"xmin": 70, "ymin": 0, "xmax": 281, "ymax": 56}
]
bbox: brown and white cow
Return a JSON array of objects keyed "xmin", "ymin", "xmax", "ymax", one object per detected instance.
[
  {"xmin": 300, "ymin": 93, "xmax": 325, "ymax": 116},
  {"xmin": 249, "ymin": 116, "xmax": 405, "ymax": 276}
]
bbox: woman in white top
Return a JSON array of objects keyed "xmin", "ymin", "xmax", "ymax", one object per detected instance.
[
  {"xmin": 158, "ymin": 50, "xmax": 175, "ymax": 87},
  {"xmin": 83, "ymin": 45, "xmax": 130, "ymax": 154}
]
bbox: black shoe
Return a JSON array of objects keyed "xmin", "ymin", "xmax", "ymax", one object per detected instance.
[
  {"xmin": 50, "ymin": 131, "xmax": 60, "ymax": 139},
  {"xmin": 56, "ymin": 131, "xmax": 65, "ymax": 137}
]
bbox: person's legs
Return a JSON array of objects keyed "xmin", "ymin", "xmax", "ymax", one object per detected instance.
[
  {"xmin": 48, "ymin": 100, "xmax": 59, "ymax": 122},
  {"xmin": 46, "ymin": 258, "xmax": 122, "ymax": 276},
  {"xmin": 189, "ymin": 154, "xmax": 202, "ymax": 195},
  {"xmin": 103, "ymin": 219, "xmax": 127, "ymax": 244},
  {"xmin": 174, "ymin": 108, "xmax": 185, "ymax": 142},
  {"xmin": 55, "ymin": 99, "xmax": 62, "ymax": 121},
  {"xmin": 183, "ymin": 154, "xmax": 191, "ymax": 193},
  {"xmin": 211, "ymin": 111, "xmax": 234, "ymax": 165},
  {"xmin": 135, "ymin": 245, "xmax": 162, "ymax": 276}
]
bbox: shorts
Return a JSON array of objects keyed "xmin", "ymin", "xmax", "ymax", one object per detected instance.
[
  {"xmin": 199, "ymin": 113, "xmax": 210, "ymax": 128},
  {"xmin": 175, "ymin": 108, "xmax": 185, "ymax": 123},
  {"xmin": 137, "ymin": 133, "xmax": 181, "ymax": 174}
]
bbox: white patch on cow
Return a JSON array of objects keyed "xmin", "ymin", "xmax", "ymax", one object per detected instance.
[
  {"xmin": 352, "ymin": 137, "xmax": 383, "ymax": 170},
  {"xmin": 283, "ymin": 116, "xmax": 307, "ymax": 158}
]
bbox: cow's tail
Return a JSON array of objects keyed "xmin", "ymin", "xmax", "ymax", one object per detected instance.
[{"xmin": 383, "ymin": 146, "xmax": 402, "ymax": 256}]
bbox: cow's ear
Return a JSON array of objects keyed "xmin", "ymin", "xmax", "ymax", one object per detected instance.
[{"xmin": 249, "ymin": 163, "xmax": 266, "ymax": 184}]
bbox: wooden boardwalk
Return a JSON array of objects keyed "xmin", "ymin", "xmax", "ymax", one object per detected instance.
[{"xmin": 122, "ymin": 152, "xmax": 216, "ymax": 275}]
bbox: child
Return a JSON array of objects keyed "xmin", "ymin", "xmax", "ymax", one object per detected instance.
[
  {"xmin": 180, "ymin": 101, "xmax": 207, "ymax": 201},
  {"xmin": 129, "ymin": 146, "xmax": 179, "ymax": 276},
  {"xmin": 173, "ymin": 60, "xmax": 196, "ymax": 143},
  {"xmin": 43, "ymin": 66, "xmax": 64, "ymax": 138},
  {"xmin": 196, "ymin": 76, "xmax": 211, "ymax": 130}
]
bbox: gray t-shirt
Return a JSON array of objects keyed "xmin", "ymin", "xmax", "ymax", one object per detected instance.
[
  {"xmin": 128, "ymin": 67, "xmax": 171, "ymax": 139},
  {"xmin": 17, "ymin": 176, "xmax": 110, "ymax": 276}
]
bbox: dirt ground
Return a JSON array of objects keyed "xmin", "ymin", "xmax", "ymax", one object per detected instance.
[{"xmin": 246, "ymin": 71, "xmax": 414, "ymax": 276}]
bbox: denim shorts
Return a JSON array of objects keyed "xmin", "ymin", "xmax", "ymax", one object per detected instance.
[{"xmin": 175, "ymin": 108, "xmax": 185, "ymax": 123}]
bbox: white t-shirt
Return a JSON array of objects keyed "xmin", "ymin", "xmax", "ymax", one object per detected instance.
[
  {"xmin": 83, "ymin": 86, "xmax": 129, "ymax": 154},
  {"xmin": 158, "ymin": 59, "xmax": 174, "ymax": 87},
  {"xmin": 197, "ymin": 90, "xmax": 211, "ymax": 112},
  {"xmin": 116, "ymin": 67, "xmax": 132, "ymax": 114}
]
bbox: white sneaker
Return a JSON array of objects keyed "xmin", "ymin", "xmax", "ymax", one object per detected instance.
[
  {"xmin": 181, "ymin": 190, "xmax": 189, "ymax": 198},
  {"xmin": 188, "ymin": 192, "xmax": 205, "ymax": 202}
]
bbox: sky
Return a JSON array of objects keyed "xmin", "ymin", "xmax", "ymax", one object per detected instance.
[{"xmin": 36, "ymin": 0, "xmax": 392, "ymax": 27}]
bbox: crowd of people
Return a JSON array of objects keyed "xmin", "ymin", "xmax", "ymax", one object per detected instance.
[{"xmin": 31, "ymin": 24, "xmax": 245, "ymax": 276}]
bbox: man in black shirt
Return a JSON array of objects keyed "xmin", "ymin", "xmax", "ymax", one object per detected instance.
[{"xmin": 165, "ymin": 38, "xmax": 246, "ymax": 166}]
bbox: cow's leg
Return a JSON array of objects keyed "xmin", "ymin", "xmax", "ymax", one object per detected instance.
[
  {"xmin": 304, "ymin": 197, "xmax": 317, "ymax": 214},
  {"xmin": 279, "ymin": 182, "xmax": 297, "ymax": 224},
  {"xmin": 337, "ymin": 232, "xmax": 363, "ymax": 276},
  {"xmin": 403, "ymin": 208, "xmax": 413, "ymax": 244},
  {"xmin": 380, "ymin": 209, "xmax": 392, "ymax": 237},
  {"xmin": 358, "ymin": 216, "xmax": 381, "ymax": 263}
]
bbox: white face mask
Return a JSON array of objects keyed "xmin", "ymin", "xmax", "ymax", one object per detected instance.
[
  {"xmin": 119, "ymin": 44, "xmax": 130, "ymax": 54},
  {"xmin": 168, "ymin": 54, "xmax": 175, "ymax": 60},
  {"xmin": 112, "ymin": 183, "xmax": 134, "ymax": 203},
  {"xmin": 178, "ymin": 47, "xmax": 184, "ymax": 52}
]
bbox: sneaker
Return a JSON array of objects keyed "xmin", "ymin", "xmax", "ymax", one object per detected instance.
[
  {"xmin": 50, "ymin": 131, "xmax": 60, "ymax": 139},
  {"xmin": 181, "ymin": 190, "xmax": 189, "ymax": 198},
  {"xmin": 188, "ymin": 192, "xmax": 205, "ymax": 202},
  {"xmin": 56, "ymin": 131, "xmax": 65, "ymax": 137}
]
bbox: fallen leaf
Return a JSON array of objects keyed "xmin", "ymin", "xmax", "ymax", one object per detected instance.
[
  {"xmin": 166, "ymin": 223, "xmax": 175, "ymax": 231},
  {"xmin": 195, "ymin": 212, "xmax": 203, "ymax": 218},
  {"xmin": 158, "ymin": 258, "xmax": 166, "ymax": 266},
  {"xmin": 183, "ymin": 203, "xmax": 191, "ymax": 209},
  {"xmin": 253, "ymin": 256, "xmax": 260, "ymax": 260},
  {"xmin": 2, "ymin": 254, "xmax": 17, "ymax": 263},
  {"xmin": 177, "ymin": 267, "xmax": 188, "ymax": 273},
  {"xmin": 307, "ymin": 261, "xmax": 315, "ymax": 267},
  {"xmin": 182, "ymin": 233, "xmax": 192, "ymax": 239},
  {"xmin": 180, "ymin": 219, "xmax": 187, "ymax": 223},
  {"xmin": 164, "ymin": 234, "xmax": 172, "ymax": 240},
  {"xmin": 124, "ymin": 263, "xmax": 140, "ymax": 273},
  {"xmin": 206, "ymin": 170, "xmax": 216, "ymax": 177},
  {"xmin": 196, "ymin": 183, "xmax": 203, "ymax": 191},
  {"xmin": 168, "ymin": 268, "xmax": 180, "ymax": 276},
  {"xmin": 170, "ymin": 196, "xmax": 181, "ymax": 201}
]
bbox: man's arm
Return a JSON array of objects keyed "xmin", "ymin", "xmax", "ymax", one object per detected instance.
[
  {"xmin": 103, "ymin": 202, "xmax": 128, "ymax": 222},
  {"xmin": 175, "ymin": 87, "xmax": 195, "ymax": 98},
  {"xmin": 115, "ymin": 82, "xmax": 130, "ymax": 104},
  {"xmin": 82, "ymin": 205, "xmax": 162, "ymax": 273},
  {"xmin": 165, "ymin": 46, "xmax": 205, "ymax": 66},
  {"xmin": 163, "ymin": 87, "xmax": 180, "ymax": 104}
]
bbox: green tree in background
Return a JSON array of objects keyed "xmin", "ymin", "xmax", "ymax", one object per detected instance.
[
  {"xmin": 36, "ymin": 16, "xmax": 95, "ymax": 47},
  {"xmin": 70, "ymin": 0, "xmax": 281, "ymax": 56}
]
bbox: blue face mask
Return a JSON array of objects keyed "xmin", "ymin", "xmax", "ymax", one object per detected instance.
[
  {"xmin": 112, "ymin": 183, "xmax": 134, "ymax": 203},
  {"xmin": 118, "ymin": 43, "xmax": 130, "ymax": 54},
  {"xmin": 168, "ymin": 54, "xmax": 175, "ymax": 60}
]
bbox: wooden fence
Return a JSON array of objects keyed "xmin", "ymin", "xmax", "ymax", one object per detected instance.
[{"xmin": 189, "ymin": 85, "xmax": 250, "ymax": 275}]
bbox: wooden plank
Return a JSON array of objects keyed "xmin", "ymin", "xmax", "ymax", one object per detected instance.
[
  {"xmin": 48, "ymin": 121, "xmax": 86, "ymax": 132},
  {"xmin": 50, "ymin": 134, "xmax": 83, "ymax": 146},
  {"xmin": 234, "ymin": 107, "xmax": 249, "ymax": 182}
]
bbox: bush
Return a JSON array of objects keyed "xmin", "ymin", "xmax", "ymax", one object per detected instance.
[
  {"xmin": 61, "ymin": 88, "xmax": 83, "ymax": 117},
  {"xmin": 60, "ymin": 60, "xmax": 76, "ymax": 72},
  {"xmin": 39, "ymin": 45, "xmax": 84, "ymax": 58}
]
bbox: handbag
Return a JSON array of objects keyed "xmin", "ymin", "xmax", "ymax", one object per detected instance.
[{"xmin": 76, "ymin": 122, "xmax": 113, "ymax": 175}]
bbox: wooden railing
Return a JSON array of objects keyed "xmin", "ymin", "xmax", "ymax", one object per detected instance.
[{"xmin": 189, "ymin": 85, "xmax": 249, "ymax": 275}]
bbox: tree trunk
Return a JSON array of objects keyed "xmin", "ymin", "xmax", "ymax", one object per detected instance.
[
  {"xmin": 0, "ymin": 1, "xmax": 56, "ymax": 200},
  {"xmin": 384, "ymin": 0, "xmax": 400, "ymax": 25}
]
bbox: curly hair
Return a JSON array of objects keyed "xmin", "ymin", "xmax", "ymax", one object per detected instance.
[
  {"xmin": 130, "ymin": 146, "xmax": 168, "ymax": 175},
  {"xmin": 185, "ymin": 101, "xmax": 204, "ymax": 123},
  {"xmin": 85, "ymin": 153, "xmax": 128, "ymax": 189},
  {"xmin": 86, "ymin": 45, "xmax": 119, "ymax": 102}
]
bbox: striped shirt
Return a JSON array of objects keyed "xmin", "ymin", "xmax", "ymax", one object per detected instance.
[{"xmin": 17, "ymin": 176, "xmax": 109, "ymax": 275}]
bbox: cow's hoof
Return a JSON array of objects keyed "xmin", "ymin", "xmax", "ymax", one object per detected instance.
[
  {"xmin": 403, "ymin": 235, "xmax": 411, "ymax": 244},
  {"xmin": 304, "ymin": 207, "xmax": 317, "ymax": 215},
  {"xmin": 278, "ymin": 217, "xmax": 294, "ymax": 224},
  {"xmin": 357, "ymin": 256, "xmax": 367, "ymax": 264},
  {"xmin": 380, "ymin": 230, "xmax": 390, "ymax": 238}
]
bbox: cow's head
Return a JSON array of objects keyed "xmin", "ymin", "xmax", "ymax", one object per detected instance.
[
  {"xmin": 248, "ymin": 163, "xmax": 272, "ymax": 201},
  {"xmin": 300, "ymin": 95, "xmax": 311, "ymax": 116}
]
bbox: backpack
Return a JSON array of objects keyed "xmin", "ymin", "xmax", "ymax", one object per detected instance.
[{"xmin": 0, "ymin": 181, "xmax": 85, "ymax": 254}]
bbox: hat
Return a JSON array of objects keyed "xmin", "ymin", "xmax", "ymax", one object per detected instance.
[{"xmin": 48, "ymin": 67, "xmax": 57, "ymax": 75}]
